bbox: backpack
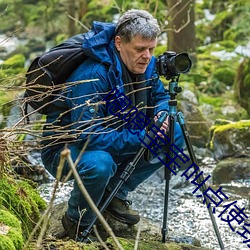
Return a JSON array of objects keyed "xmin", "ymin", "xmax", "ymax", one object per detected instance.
[{"xmin": 24, "ymin": 34, "xmax": 87, "ymax": 115}]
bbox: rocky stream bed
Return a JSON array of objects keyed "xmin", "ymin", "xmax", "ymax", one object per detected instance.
[{"xmin": 38, "ymin": 153, "xmax": 250, "ymax": 250}]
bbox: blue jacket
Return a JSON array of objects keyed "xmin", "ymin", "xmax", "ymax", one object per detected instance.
[{"xmin": 44, "ymin": 21, "xmax": 170, "ymax": 156}]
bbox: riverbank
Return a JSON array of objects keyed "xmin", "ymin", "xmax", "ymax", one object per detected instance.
[{"xmin": 38, "ymin": 154, "xmax": 250, "ymax": 250}]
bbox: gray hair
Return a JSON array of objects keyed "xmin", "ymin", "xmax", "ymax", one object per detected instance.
[{"xmin": 115, "ymin": 9, "xmax": 160, "ymax": 43}]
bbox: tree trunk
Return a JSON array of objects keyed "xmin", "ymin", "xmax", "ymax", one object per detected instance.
[
  {"xmin": 78, "ymin": 0, "xmax": 88, "ymax": 20},
  {"xmin": 167, "ymin": 0, "xmax": 196, "ymax": 62},
  {"xmin": 67, "ymin": 0, "xmax": 76, "ymax": 36}
]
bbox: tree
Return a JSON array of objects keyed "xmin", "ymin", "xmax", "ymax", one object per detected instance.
[{"xmin": 166, "ymin": 0, "xmax": 196, "ymax": 62}]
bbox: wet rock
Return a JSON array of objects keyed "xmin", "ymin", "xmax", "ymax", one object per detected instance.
[{"xmin": 213, "ymin": 157, "xmax": 250, "ymax": 184}]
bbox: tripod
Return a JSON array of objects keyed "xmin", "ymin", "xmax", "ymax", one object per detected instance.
[
  {"xmin": 82, "ymin": 77, "xmax": 225, "ymax": 249},
  {"xmin": 81, "ymin": 111, "xmax": 168, "ymax": 240}
]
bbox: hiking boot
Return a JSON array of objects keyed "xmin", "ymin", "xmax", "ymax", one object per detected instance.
[
  {"xmin": 61, "ymin": 213, "xmax": 97, "ymax": 243},
  {"xmin": 105, "ymin": 196, "xmax": 140, "ymax": 225}
]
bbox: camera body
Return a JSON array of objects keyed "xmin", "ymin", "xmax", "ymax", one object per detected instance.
[{"xmin": 156, "ymin": 51, "xmax": 192, "ymax": 79}]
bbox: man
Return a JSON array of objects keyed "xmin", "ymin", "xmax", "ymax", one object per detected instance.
[{"xmin": 41, "ymin": 9, "xmax": 185, "ymax": 241}]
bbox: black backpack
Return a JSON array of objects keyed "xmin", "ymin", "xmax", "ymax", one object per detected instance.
[{"xmin": 24, "ymin": 34, "xmax": 87, "ymax": 115}]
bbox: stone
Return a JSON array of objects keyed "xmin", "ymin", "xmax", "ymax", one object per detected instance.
[
  {"xmin": 213, "ymin": 157, "xmax": 250, "ymax": 184},
  {"xmin": 209, "ymin": 120, "xmax": 250, "ymax": 160}
]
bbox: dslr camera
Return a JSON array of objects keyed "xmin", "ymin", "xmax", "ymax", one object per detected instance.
[{"xmin": 156, "ymin": 51, "xmax": 192, "ymax": 79}]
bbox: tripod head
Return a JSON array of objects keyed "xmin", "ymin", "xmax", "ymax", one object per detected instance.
[{"xmin": 168, "ymin": 76, "xmax": 182, "ymax": 100}]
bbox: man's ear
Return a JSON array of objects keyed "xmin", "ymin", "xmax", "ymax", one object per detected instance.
[{"xmin": 115, "ymin": 36, "xmax": 122, "ymax": 51}]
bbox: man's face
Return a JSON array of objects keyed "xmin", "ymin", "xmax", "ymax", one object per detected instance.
[{"xmin": 115, "ymin": 35, "xmax": 157, "ymax": 74}]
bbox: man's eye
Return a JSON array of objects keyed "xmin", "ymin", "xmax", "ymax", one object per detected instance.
[{"xmin": 136, "ymin": 48, "xmax": 144, "ymax": 52}]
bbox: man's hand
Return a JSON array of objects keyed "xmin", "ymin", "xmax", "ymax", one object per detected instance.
[{"xmin": 154, "ymin": 111, "xmax": 169, "ymax": 138}]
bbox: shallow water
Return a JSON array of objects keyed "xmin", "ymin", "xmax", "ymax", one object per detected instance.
[{"xmin": 38, "ymin": 156, "xmax": 250, "ymax": 250}]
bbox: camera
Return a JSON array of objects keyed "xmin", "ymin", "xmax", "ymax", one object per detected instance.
[{"xmin": 156, "ymin": 51, "xmax": 192, "ymax": 79}]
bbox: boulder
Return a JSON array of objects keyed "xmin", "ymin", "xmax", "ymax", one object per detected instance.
[
  {"xmin": 213, "ymin": 157, "xmax": 250, "ymax": 184},
  {"xmin": 179, "ymin": 100, "xmax": 211, "ymax": 148},
  {"xmin": 209, "ymin": 119, "xmax": 250, "ymax": 160}
]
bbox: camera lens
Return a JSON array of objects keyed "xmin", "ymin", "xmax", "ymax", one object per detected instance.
[{"xmin": 174, "ymin": 53, "xmax": 192, "ymax": 73}]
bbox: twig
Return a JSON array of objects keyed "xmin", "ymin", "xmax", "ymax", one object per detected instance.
[
  {"xmin": 68, "ymin": 14, "xmax": 89, "ymax": 31},
  {"xmin": 61, "ymin": 148, "xmax": 124, "ymax": 250},
  {"xmin": 22, "ymin": 153, "xmax": 65, "ymax": 249},
  {"xmin": 93, "ymin": 225, "xmax": 110, "ymax": 250},
  {"xmin": 134, "ymin": 220, "xmax": 142, "ymax": 250}
]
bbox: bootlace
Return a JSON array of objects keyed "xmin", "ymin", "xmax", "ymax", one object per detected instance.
[{"xmin": 123, "ymin": 200, "xmax": 132, "ymax": 208}]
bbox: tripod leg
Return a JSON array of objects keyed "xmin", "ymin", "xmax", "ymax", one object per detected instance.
[
  {"xmin": 81, "ymin": 147, "xmax": 145, "ymax": 240},
  {"xmin": 177, "ymin": 112, "xmax": 225, "ymax": 250},
  {"xmin": 161, "ymin": 168, "xmax": 171, "ymax": 243},
  {"xmin": 162, "ymin": 114, "xmax": 175, "ymax": 243}
]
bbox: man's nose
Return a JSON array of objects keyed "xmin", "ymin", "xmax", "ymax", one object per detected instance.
[{"xmin": 142, "ymin": 49, "xmax": 151, "ymax": 59}]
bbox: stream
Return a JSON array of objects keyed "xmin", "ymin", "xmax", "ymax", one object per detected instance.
[{"xmin": 38, "ymin": 154, "xmax": 250, "ymax": 250}]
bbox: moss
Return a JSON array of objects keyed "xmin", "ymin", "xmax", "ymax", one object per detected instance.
[
  {"xmin": 7, "ymin": 228, "xmax": 24, "ymax": 249},
  {"xmin": 213, "ymin": 67, "xmax": 235, "ymax": 86},
  {"xmin": 0, "ymin": 235, "xmax": 16, "ymax": 250},
  {"xmin": 0, "ymin": 175, "xmax": 47, "ymax": 239},
  {"xmin": 209, "ymin": 120, "xmax": 250, "ymax": 150},
  {"xmin": 213, "ymin": 120, "xmax": 250, "ymax": 133},
  {"xmin": 0, "ymin": 209, "xmax": 21, "ymax": 229},
  {"xmin": 235, "ymin": 57, "xmax": 250, "ymax": 116},
  {"xmin": 199, "ymin": 95, "xmax": 224, "ymax": 107},
  {"xmin": 1, "ymin": 54, "xmax": 25, "ymax": 69},
  {"xmin": 105, "ymin": 237, "xmax": 205, "ymax": 250},
  {"xmin": 0, "ymin": 209, "xmax": 24, "ymax": 249}
]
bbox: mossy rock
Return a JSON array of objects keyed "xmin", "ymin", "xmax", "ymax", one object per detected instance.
[
  {"xmin": 209, "ymin": 120, "xmax": 250, "ymax": 160},
  {"xmin": 106, "ymin": 237, "xmax": 210, "ymax": 250},
  {"xmin": 199, "ymin": 92, "xmax": 248, "ymax": 122},
  {"xmin": 0, "ymin": 209, "xmax": 24, "ymax": 250},
  {"xmin": 0, "ymin": 174, "xmax": 47, "ymax": 239}
]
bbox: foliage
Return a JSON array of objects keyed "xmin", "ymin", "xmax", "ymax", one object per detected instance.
[{"xmin": 197, "ymin": 0, "xmax": 250, "ymax": 45}]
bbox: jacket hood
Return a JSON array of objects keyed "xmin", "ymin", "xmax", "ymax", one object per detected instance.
[{"xmin": 82, "ymin": 21, "xmax": 116, "ymax": 65}]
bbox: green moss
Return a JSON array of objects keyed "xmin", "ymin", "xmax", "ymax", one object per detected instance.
[
  {"xmin": 0, "ymin": 175, "xmax": 47, "ymax": 239},
  {"xmin": 105, "ymin": 237, "xmax": 204, "ymax": 250},
  {"xmin": 0, "ymin": 209, "xmax": 21, "ymax": 229},
  {"xmin": 213, "ymin": 67, "xmax": 235, "ymax": 86},
  {"xmin": 199, "ymin": 95, "xmax": 224, "ymax": 107},
  {"xmin": 1, "ymin": 54, "xmax": 25, "ymax": 69},
  {"xmin": 0, "ymin": 235, "xmax": 16, "ymax": 250},
  {"xmin": 0, "ymin": 209, "xmax": 24, "ymax": 249},
  {"xmin": 213, "ymin": 120, "xmax": 250, "ymax": 133},
  {"xmin": 7, "ymin": 228, "xmax": 24, "ymax": 249}
]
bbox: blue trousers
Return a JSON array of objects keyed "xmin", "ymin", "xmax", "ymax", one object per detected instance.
[{"xmin": 41, "ymin": 123, "xmax": 185, "ymax": 226}]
